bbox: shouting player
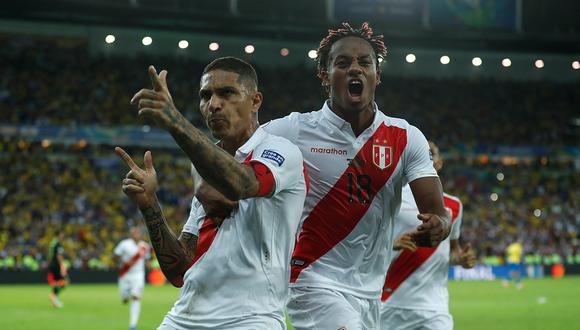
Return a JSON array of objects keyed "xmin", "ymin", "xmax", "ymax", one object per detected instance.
[
  {"xmin": 114, "ymin": 226, "xmax": 150, "ymax": 330},
  {"xmin": 119, "ymin": 57, "xmax": 307, "ymax": 329},
  {"xmin": 197, "ymin": 22, "xmax": 451, "ymax": 329},
  {"xmin": 47, "ymin": 229, "xmax": 68, "ymax": 308},
  {"xmin": 380, "ymin": 141, "xmax": 476, "ymax": 329}
]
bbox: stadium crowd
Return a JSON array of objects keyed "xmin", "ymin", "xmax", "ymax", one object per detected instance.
[{"xmin": 1, "ymin": 35, "xmax": 578, "ymax": 272}]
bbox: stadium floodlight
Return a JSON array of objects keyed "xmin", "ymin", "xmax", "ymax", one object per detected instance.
[
  {"xmin": 440, "ymin": 55, "xmax": 450, "ymax": 65},
  {"xmin": 533, "ymin": 209, "xmax": 542, "ymax": 217},
  {"xmin": 178, "ymin": 40, "xmax": 189, "ymax": 49},
  {"xmin": 405, "ymin": 54, "xmax": 416, "ymax": 63},
  {"xmin": 572, "ymin": 61, "xmax": 580, "ymax": 70},
  {"xmin": 502, "ymin": 58, "xmax": 512, "ymax": 68},
  {"xmin": 142, "ymin": 36, "xmax": 152, "ymax": 46},
  {"xmin": 472, "ymin": 57, "xmax": 482, "ymax": 67},
  {"xmin": 308, "ymin": 50, "xmax": 317, "ymax": 59},
  {"xmin": 280, "ymin": 48, "xmax": 289, "ymax": 56},
  {"xmin": 496, "ymin": 172, "xmax": 504, "ymax": 181},
  {"xmin": 244, "ymin": 45, "xmax": 255, "ymax": 54},
  {"xmin": 41, "ymin": 139, "xmax": 51, "ymax": 148},
  {"xmin": 105, "ymin": 35, "xmax": 115, "ymax": 44},
  {"xmin": 490, "ymin": 193, "xmax": 498, "ymax": 202},
  {"xmin": 534, "ymin": 59, "xmax": 544, "ymax": 69},
  {"xmin": 209, "ymin": 42, "xmax": 219, "ymax": 51}
]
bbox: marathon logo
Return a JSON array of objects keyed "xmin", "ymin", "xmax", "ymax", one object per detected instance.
[
  {"xmin": 310, "ymin": 147, "xmax": 348, "ymax": 155},
  {"xmin": 261, "ymin": 149, "xmax": 285, "ymax": 166}
]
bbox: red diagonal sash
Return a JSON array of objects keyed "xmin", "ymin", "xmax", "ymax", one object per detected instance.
[
  {"xmin": 381, "ymin": 195, "xmax": 461, "ymax": 301},
  {"xmin": 119, "ymin": 244, "xmax": 147, "ymax": 277},
  {"xmin": 291, "ymin": 123, "xmax": 407, "ymax": 282}
]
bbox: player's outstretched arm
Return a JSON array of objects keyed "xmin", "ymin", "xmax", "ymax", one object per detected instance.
[
  {"xmin": 115, "ymin": 147, "xmax": 195, "ymax": 287},
  {"xmin": 130, "ymin": 66, "xmax": 261, "ymax": 201},
  {"xmin": 409, "ymin": 177, "xmax": 451, "ymax": 247},
  {"xmin": 450, "ymin": 240, "xmax": 476, "ymax": 269}
]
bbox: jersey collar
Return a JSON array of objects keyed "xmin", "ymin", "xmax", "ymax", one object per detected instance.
[
  {"xmin": 321, "ymin": 100, "xmax": 381, "ymax": 130},
  {"xmin": 234, "ymin": 127, "xmax": 267, "ymax": 161}
]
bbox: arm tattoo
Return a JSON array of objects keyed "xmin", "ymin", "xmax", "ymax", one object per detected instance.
[
  {"xmin": 178, "ymin": 232, "xmax": 198, "ymax": 264},
  {"xmin": 140, "ymin": 197, "xmax": 193, "ymax": 287},
  {"xmin": 168, "ymin": 114, "xmax": 258, "ymax": 200}
]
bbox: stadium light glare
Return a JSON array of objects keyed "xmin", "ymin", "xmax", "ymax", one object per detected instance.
[
  {"xmin": 533, "ymin": 209, "xmax": 542, "ymax": 217},
  {"xmin": 178, "ymin": 40, "xmax": 189, "ymax": 49},
  {"xmin": 142, "ymin": 125, "xmax": 151, "ymax": 133},
  {"xmin": 41, "ymin": 139, "xmax": 51, "ymax": 148},
  {"xmin": 496, "ymin": 173, "xmax": 504, "ymax": 181},
  {"xmin": 244, "ymin": 45, "xmax": 255, "ymax": 54},
  {"xmin": 502, "ymin": 58, "xmax": 512, "ymax": 67},
  {"xmin": 534, "ymin": 59, "xmax": 544, "ymax": 69},
  {"xmin": 105, "ymin": 35, "xmax": 115, "ymax": 44},
  {"xmin": 440, "ymin": 55, "xmax": 450, "ymax": 65},
  {"xmin": 308, "ymin": 50, "xmax": 317, "ymax": 59},
  {"xmin": 142, "ymin": 36, "xmax": 152, "ymax": 46},
  {"xmin": 472, "ymin": 57, "xmax": 482, "ymax": 67},
  {"xmin": 405, "ymin": 54, "xmax": 416, "ymax": 63},
  {"xmin": 280, "ymin": 48, "xmax": 289, "ymax": 56},
  {"xmin": 572, "ymin": 61, "xmax": 580, "ymax": 70},
  {"xmin": 490, "ymin": 193, "xmax": 498, "ymax": 202},
  {"xmin": 209, "ymin": 42, "xmax": 219, "ymax": 51}
]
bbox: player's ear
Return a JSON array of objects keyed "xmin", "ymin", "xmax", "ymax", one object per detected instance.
[{"xmin": 251, "ymin": 91, "xmax": 263, "ymax": 114}]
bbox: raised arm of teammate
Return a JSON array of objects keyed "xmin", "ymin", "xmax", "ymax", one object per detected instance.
[
  {"xmin": 130, "ymin": 66, "xmax": 269, "ymax": 200},
  {"xmin": 115, "ymin": 147, "xmax": 197, "ymax": 287},
  {"xmin": 409, "ymin": 178, "xmax": 451, "ymax": 247},
  {"xmin": 450, "ymin": 240, "xmax": 476, "ymax": 268}
]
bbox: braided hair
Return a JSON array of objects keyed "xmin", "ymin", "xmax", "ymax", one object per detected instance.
[{"xmin": 316, "ymin": 22, "xmax": 387, "ymax": 79}]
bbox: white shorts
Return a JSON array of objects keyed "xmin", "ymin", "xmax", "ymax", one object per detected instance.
[
  {"xmin": 287, "ymin": 286, "xmax": 380, "ymax": 330},
  {"xmin": 380, "ymin": 307, "xmax": 453, "ymax": 330},
  {"xmin": 118, "ymin": 273, "xmax": 145, "ymax": 300}
]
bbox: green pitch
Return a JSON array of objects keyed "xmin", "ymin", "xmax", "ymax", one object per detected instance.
[{"xmin": 1, "ymin": 277, "xmax": 579, "ymax": 330}]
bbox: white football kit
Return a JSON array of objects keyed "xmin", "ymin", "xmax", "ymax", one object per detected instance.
[
  {"xmin": 159, "ymin": 127, "xmax": 308, "ymax": 330},
  {"xmin": 380, "ymin": 185, "xmax": 463, "ymax": 330},
  {"xmin": 113, "ymin": 239, "xmax": 150, "ymax": 300},
  {"xmin": 263, "ymin": 101, "xmax": 438, "ymax": 330}
]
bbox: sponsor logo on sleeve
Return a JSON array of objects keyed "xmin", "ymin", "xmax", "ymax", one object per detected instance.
[{"xmin": 261, "ymin": 149, "xmax": 285, "ymax": 166}]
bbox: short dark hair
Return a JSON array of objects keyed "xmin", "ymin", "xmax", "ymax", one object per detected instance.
[
  {"xmin": 202, "ymin": 56, "xmax": 258, "ymax": 91},
  {"xmin": 316, "ymin": 22, "xmax": 387, "ymax": 79}
]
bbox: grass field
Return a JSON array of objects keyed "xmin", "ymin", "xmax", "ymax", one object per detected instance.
[{"xmin": 2, "ymin": 277, "xmax": 580, "ymax": 330}]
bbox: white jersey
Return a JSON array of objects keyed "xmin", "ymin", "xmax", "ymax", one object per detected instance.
[
  {"xmin": 113, "ymin": 239, "xmax": 150, "ymax": 278},
  {"xmin": 262, "ymin": 101, "xmax": 438, "ymax": 299},
  {"xmin": 162, "ymin": 127, "xmax": 307, "ymax": 329},
  {"xmin": 381, "ymin": 185, "xmax": 463, "ymax": 312}
]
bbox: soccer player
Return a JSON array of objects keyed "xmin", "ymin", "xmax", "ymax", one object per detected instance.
[
  {"xmin": 380, "ymin": 141, "xmax": 476, "ymax": 330},
  {"xmin": 47, "ymin": 229, "xmax": 67, "ymax": 308},
  {"xmin": 197, "ymin": 22, "xmax": 451, "ymax": 329},
  {"xmin": 503, "ymin": 237, "xmax": 524, "ymax": 289},
  {"xmin": 114, "ymin": 226, "xmax": 150, "ymax": 330},
  {"xmin": 119, "ymin": 57, "xmax": 308, "ymax": 329}
]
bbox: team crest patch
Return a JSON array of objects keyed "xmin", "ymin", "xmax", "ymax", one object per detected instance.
[
  {"xmin": 261, "ymin": 149, "xmax": 285, "ymax": 166},
  {"xmin": 372, "ymin": 139, "xmax": 392, "ymax": 170}
]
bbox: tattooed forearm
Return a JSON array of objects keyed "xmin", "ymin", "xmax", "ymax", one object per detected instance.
[
  {"xmin": 139, "ymin": 198, "xmax": 192, "ymax": 287},
  {"xmin": 178, "ymin": 232, "xmax": 198, "ymax": 264},
  {"xmin": 168, "ymin": 115, "xmax": 258, "ymax": 201}
]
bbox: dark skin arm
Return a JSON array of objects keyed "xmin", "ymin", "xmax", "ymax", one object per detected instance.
[
  {"xmin": 115, "ymin": 147, "xmax": 197, "ymax": 287},
  {"xmin": 409, "ymin": 177, "xmax": 451, "ymax": 247},
  {"xmin": 130, "ymin": 66, "xmax": 262, "ymax": 201},
  {"xmin": 450, "ymin": 240, "xmax": 477, "ymax": 268}
]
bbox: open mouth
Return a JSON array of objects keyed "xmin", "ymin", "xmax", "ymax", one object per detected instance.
[{"xmin": 348, "ymin": 80, "xmax": 363, "ymax": 97}]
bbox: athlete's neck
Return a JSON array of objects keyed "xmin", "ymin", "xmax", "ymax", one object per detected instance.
[
  {"xmin": 330, "ymin": 101, "xmax": 375, "ymax": 137},
  {"xmin": 219, "ymin": 121, "xmax": 258, "ymax": 155}
]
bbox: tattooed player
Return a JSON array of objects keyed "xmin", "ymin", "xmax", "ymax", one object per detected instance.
[{"xmin": 117, "ymin": 57, "xmax": 308, "ymax": 329}]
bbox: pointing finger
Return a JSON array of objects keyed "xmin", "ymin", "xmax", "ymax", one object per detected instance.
[
  {"xmin": 144, "ymin": 151, "xmax": 154, "ymax": 171},
  {"xmin": 159, "ymin": 70, "xmax": 168, "ymax": 89},
  {"xmin": 148, "ymin": 65, "xmax": 164, "ymax": 92},
  {"xmin": 115, "ymin": 147, "xmax": 140, "ymax": 171}
]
